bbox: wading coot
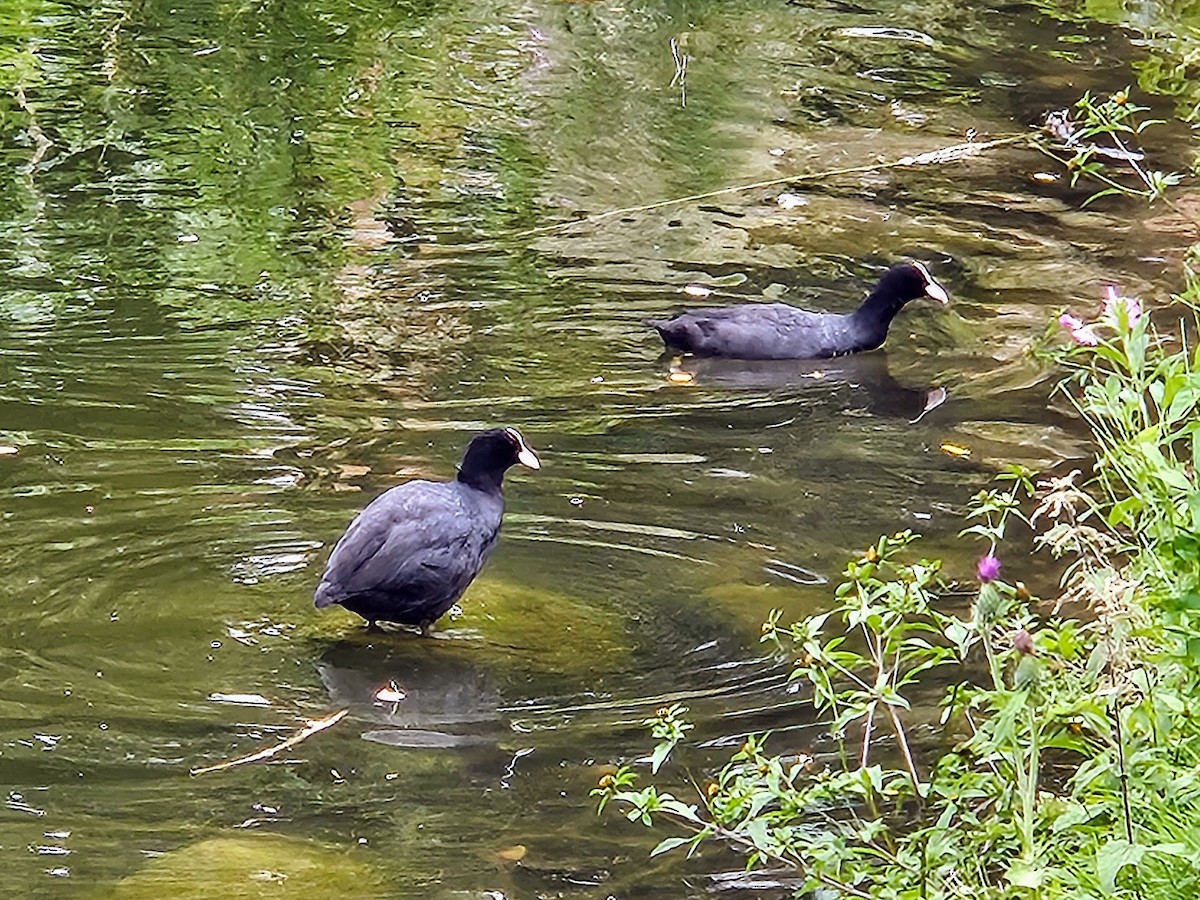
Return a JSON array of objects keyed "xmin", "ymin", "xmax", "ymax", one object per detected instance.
[
  {"xmin": 648, "ymin": 261, "xmax": 949, "ymax": 360},
  {"xmin": 314, "ymin": 427, "xmax": 540, "ymax": 634}
]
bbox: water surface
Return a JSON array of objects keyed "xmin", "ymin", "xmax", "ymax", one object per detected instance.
[{"xmin": 0, "ymin": 0, "xmax": 1188, "ymax": 896}]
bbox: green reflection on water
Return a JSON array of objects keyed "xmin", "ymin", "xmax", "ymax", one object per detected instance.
[{"xmin": 102, "ymin": 834, "xmax": 387, "ymax": 899}]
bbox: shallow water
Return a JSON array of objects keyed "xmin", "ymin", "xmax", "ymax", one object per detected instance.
[{"xmin": 0, "ymin": 0, "xmax": 1190, "ymax": 896}]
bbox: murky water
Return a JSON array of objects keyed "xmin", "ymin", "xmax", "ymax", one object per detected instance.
[{"xmin": 0, "ymin": 0, "xmax": 1191, "ymax": 896}]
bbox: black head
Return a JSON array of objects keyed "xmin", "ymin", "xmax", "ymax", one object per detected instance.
[
  {"xmin": 457, "ymin": 427, "xmax": 540, "ymax": 491},
  {"xmin": 875, "ymin": 262, "xmax": 949, "ymax": 307},
  {"xmin": 856, "ymin": 262, "xmax": 949, "ymax": 330}
]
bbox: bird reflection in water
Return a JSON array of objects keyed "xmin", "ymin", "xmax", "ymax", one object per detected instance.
[
  {"xmin": 316, "ymin": 640, "xmax": 502, "ymax": 750},
  {"xmin": 665, "ymin": 352, "xmax": 946, "ymax": 422}
]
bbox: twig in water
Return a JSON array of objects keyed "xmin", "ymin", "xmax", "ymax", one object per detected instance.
[
  {"xmin": 669, "ymin": 37, "xmax": 688, "ymax": 109},
  {"xmin": 512, "ymin": 135, "xmax": 1029, "ymax": 239},
  {"xmin": 191, "ymin": 708, "xmax": 349, "ymax": 776}
]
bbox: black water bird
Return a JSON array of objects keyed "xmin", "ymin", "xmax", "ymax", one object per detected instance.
[
  {"xmin": 314, "ymin": 427, "xmax": 540, "ymax": 634},
  {"xmin": 648, "ymin": 262, "xmax": 949, "ymax": 360}
]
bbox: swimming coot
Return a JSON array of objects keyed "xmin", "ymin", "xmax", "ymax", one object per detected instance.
[
  {"xmin": 648, "ymin": 262, "xmax": 949, "ymax": 360},
  {"xmin": 313, "ymin": 427, "xmax": 540, "ymax": 634}
]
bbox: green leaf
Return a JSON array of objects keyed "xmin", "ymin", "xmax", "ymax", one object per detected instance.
[
  {"xmin": 650, "ymin": 836, "xmax": 692, "ymax": 857},
  {"xmin": 650, "ymin": 741, "xmax": 674, "ymax": 774},
  {"xmin": 1097, "ymin": 839, "xmax": 1146, "ymax": 894},
  {"xmin": 742, "ymin": 817, "xmax": 771, "ymax": 850},
  {"xmin": 1107, "ymin": 495, "xmax": 1141, "ymax": 527},
  {"xmin": 1187, "ymin": 636, "xmax": 1200, "ymax": 666},
  {"xmin": 1052, "ymin": 802, "xmax": 1099, "ymax": 833},
  {"xmin": 1083, "ymin": 187, "xmax": 1125, "ymax": 207},
  {"xmin": 1147, "ymin": 841, "xmax": 1190, "ymax": 858},
  {"xmin": 944, "ymin": 618, "xmax": 974, "ymax": 657},
  {"xmin": 1165, "ymin": 386, "xmax": 1200, "ymax": 424},
  {"xmin": 1156, "ymin": 467, "xmax": 1193, "ymax": 492},
  {"xmin": 1006, "ymin": 858, "xmax": 1046, "ymax": 889},
  {"xmin": 1013, "ymin": 655, "xmax": 1039, "ymax": 689}
]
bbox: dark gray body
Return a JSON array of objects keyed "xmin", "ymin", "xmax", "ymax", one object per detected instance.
[
  {"xmin": 648, "ymin": 262, "xmax": 947, "ymax": 360},
  {"xmin": 314, "ymin": 479, "xmax": 504, "ymax": 628},
  {"xmin": 650, "ymin": 303, "xmax": 885, "ymax": 360}
]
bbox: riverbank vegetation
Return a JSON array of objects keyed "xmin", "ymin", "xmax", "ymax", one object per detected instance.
[{"xmin": 595, "ymin": 89, "xmax": 1200, "ymax": 898}]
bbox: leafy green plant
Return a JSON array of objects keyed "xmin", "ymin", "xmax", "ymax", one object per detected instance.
[
  {"xmin": 596, "ymin": 292, "xmax": 1200, "ymax": 898},
  {"xmin": 1055, "ymin": 288, "xmax": 1200, "ymax": 612},
  {"xmin": 1039, "ymin": 89, "xmax": 1182, "ymax": 206}
]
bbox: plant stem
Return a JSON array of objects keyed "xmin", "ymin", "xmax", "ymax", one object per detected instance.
[
  {"xmin": 861, "ymin": 703, "xmax": 876, "ymax": 769},
  {"xmin": 885, "ymin": 702, "xmax": 924, "ymax": 796},
  {"xmin": 980, "ymin": 625, "xmax": 1004, "ymax": 693},
  {"xmin": 1017, "ymin": 707, "xmax": 1040, "ymax": 864},
  {"xmin": 1112, "ymin": 697, "xmax": 1134, "ymax": 845}
]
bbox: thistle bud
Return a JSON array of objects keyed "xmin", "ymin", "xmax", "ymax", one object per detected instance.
[{"xmin": 1013, "ymin": 628, "xmax": 1036, "ymax": 656}]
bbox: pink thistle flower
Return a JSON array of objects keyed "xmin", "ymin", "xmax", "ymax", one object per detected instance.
[
  {"xmin": 1058, "ymin": 312, "xmax": 1100, "ymax": 346},
  {"xmin": 1103, "ymin": 285, "xmax": 1142, "ymax": 327},
  {"xmin": 1058, "ymin": 312, "xmax": 1083, "ymax": 330},
  {"xmin": 977, "ymin": 554, "xmax": 1002, "ymax": 583}
]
